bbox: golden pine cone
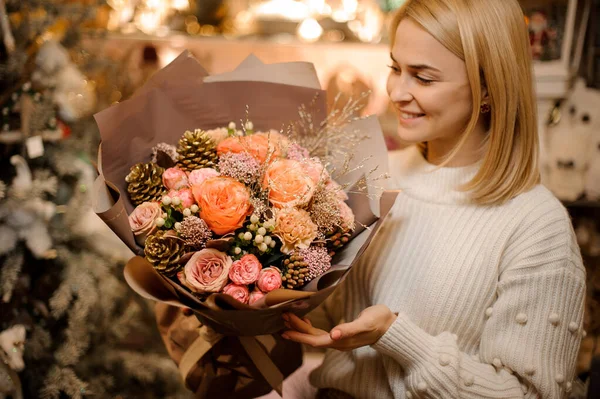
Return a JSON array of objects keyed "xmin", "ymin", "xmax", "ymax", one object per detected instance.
[
  {"xmin": 126, "ymin": 162, "xmax": 165, "ymax": 206},
  {"xmin": 281, "ymin": 255, "xmax": 309, "ymax": 289},
  {"xmin": 144, "ymin": 231, "xmax": 185, "ymax": 277},
  {"xmin": 177, "ymin": 129, "xmax": 218, "ymax": 172}
]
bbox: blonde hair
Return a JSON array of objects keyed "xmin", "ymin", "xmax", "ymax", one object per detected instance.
[{"xmin": 391, "ymin": 0, "xmax": 540, "ymax": 205}]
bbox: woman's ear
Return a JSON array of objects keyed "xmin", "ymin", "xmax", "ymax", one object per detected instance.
[{"xmin": 480, "ymin": 72, "xmax": 489, "ymax": 103}]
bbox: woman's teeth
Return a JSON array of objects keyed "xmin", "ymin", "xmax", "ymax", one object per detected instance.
[{"xmin": 401, "ymin": 112, "xmax": 423, "ymax": 119}]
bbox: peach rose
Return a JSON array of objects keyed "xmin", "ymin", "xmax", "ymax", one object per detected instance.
[
  {"xmin": 249, "ymin": 289, "xmax": 265, "ymax": 306},
  {"xmin": 192, "ymin": 177, "xmax": 252, "ymax": 235},
  {"xmin": 129, "ymin": 202, "xmax": 161, "ymax": 246},
  {"xmin": 273, "ymin": 207, "xmax": 318, "ymax": 254},
  {"xmin": 204, "ymin": 127, "xmax": 229, "ymax": 145},
  {"xmin": 229, "ymin": 254, "xmax": 262, "ymax": 285},
  {"xmin": 263, "ymin": 159, "xmax": 316, "ymax": 208},
  {"xmin": 168, "ymin": 188, "xmax": 195, "ymax": 209},
  {"xmin": 188, "ymin": 168, "xmax": 219, "ymax": 187},
  {"xmin": 223, "ymin": 283, "xmax": 250, "ymax": 304},
  {"xmin": 256, "ymin": 267, "xmax": 282, "ymax": 292},
  {"xmin": 178, "ymin": 248, "xmax": 232, "ymax": 293},
  {"xmin": 162, "ymin": 167, "xmax": 189, "ymax": 190},
  {"xmin": 217, "ymin": 133, "xmax": 282, "ymax": 164}
]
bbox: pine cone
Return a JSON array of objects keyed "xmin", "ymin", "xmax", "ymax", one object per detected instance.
[
  {"xmin": 126, "ymin": 162, "xmax": 165, "ymax": 206},
  {"xmin": 177, "ymin": 129, "xmax": 218, "ymax": 172},
  {"xmin": 281, "ymin": 255, "xmax": 309, "ymax": 289},
  {"xmin": 144, "ymin": 231, "xmax": 185, "ymax": 277},
  {"xmin": 325, "ymin": 229, "xmax": 352, "ymax": 257}
]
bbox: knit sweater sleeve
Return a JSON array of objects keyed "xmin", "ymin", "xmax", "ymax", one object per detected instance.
[{"xmin": 372, "ymin": 201, "xmax": 586, "ymax": 399}]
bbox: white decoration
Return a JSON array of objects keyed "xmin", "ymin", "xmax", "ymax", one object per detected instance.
[
  {"xmin": 9, "ymin": 155, "xmax": 32, "ymax": 198},
  {"xmin": 544, "ymin": 79, "xmax": 600, "ymax": 201},
  {"xmin": 0, "ymin": 325, "xmax": 26, "ymax": 371},
  {"xmin": 31, "ymin": 40, "xmax": 96, "ymax": 121},
  {"xmin": 0, "ymin": 225, "xmax": 17, "ymax": 255},
  {"xmin": 20, "ymin": 220, "xmax": 53, "ymax": 258}
]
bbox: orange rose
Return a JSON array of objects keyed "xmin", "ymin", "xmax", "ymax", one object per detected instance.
[
  {"xmin": 192, "ymin": 177, "xmax": 252, "ymax": 235},
  {"xmin": 216, "ymin": 132, "xmax": 283, "ymax": 164},
  {"xmin": 263, "ymin": 159, "xmax": 316, "ymax": 208}
]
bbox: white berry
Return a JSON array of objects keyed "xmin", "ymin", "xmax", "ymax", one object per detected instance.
[
  {"xmin": 162, "ymin": 196, "xmax": 172, "ymax": 205},
  {"xmin": 245, "ymin": 121, "xmax": 254, "ymax": 130},
  {"xmin": 190, "ymin": 204, "xmax": 199, "ymax": 213},
  {"xmin": 259, "ymin": 243, "xmax": 268, "ymax": 252},
  {"xmin": 257, "ymin": 227, "xmax": 266, "ymax": 236},
  {"xmin": 269, "ymin": 240, "xmax": 276, "ymax": 248},
  {"xmin": 228, "ymin": 122, "xmax": 236, "ymax": 130},
  {"xmin": 254, "ymin": 235, "xmax": 264, "ymax": 244},
  {"xmin": 234, "ymin": 247, "xmax": 242, "ymax": 255},
  {"xmin": 264, "ymin": 236, "xmax": 272, "ymax": 245},
  {"xmin": 155, "ymin": 218, "xmax": 165, "ymax": 227},
  {"xmin": 174, "ymin": 222, "xmax": 182, "ymax": 231},
  {"xmin": 183, "ymin": 208, "xmax": 192, "ymax": 217},
  {"xmin": 172, "ymin": 197, "xmax": 181, "ymax": 206},
  {"xmin": 243, "ymin": 232, "xmax": 253, "ymax": 241}
]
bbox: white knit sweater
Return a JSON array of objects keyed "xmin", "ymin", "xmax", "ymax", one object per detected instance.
[{"xmin": 308, "ymin": 146, "xmax": 586, "ymax": 399}]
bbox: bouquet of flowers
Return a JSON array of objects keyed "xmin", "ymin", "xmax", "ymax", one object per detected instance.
[
  {"xmin": 126, "ymin": 120, "xmax": 359, "ymax": 305},
  {"xmin": 92, "ymin": 52, "xmax": 397, "ymax": 395}
]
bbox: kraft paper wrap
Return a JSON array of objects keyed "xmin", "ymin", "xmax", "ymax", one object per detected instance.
[{"xmin": 93, "ymin": 51, "xmax": 397, "ymax": 397}]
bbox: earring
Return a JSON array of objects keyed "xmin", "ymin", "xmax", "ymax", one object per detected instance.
[{"xmin": 480, "ymin": 103, "xmax": 491, "ymax": 114}]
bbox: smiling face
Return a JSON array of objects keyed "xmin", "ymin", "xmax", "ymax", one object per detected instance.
[{"xmin": 387, "ymin": 19, "xmax": 486, "ymax": 161}]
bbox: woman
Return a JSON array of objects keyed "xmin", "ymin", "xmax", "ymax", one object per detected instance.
[{"xmin": 282, "ymin": 0, "xmax": 586, "ymax": 398}]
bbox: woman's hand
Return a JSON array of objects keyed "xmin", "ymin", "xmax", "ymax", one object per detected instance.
[{"xmin": 281, "ymin": 305, "xmax": 397, "ymax": 351}]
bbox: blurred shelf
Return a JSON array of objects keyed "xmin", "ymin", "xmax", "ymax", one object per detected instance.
[{"xmin": 563, "ymin": 199, "xmax": 600, "ymax": 208}]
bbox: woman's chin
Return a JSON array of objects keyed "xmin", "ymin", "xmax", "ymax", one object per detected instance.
[{"xmin": 396, "ymin": 126, "xmax": 428, "ymax": 145}]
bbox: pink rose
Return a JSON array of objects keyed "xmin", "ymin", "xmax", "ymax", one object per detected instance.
[
  {"xmin": 338, "ymin": 200, "xmax": 355, "ymax": 231},
  {"xmin": 256, "ymin": 267, "xmax": 282, "ymax": 293},
  {"xmin": 129, "ymin": 202, "xmax": 161, "ymax": 246},
  {"xmin": 249, "ymin": 289, "xmax": 265, "ymax": 306},
  {"xmin": 229, "ymin": 254, "xmax": 262, "ymax": 285},
  {"xmin": 301, "ymin": 158, "xmax": 329, "ymax": 185},
  {"xmin": 188, "ymin": 168, "xmax": 219, "ymax": 187},
  {"xmin": 162, "ymin": 167, "xmax": 189, "ymax": 190},
  {"xmin": 168, "ymin": 188, "xmax": 195, "ymax": 209},
  {"xmin": 223, "ymin": 283, "xmax": 250, "ymax": 304},
  {"xmin": 326, "ymin": 179, "xmax": 348, "ymax": 201},
  {"xmin": 178, "ymin": 248, "xmax": 232, "ymax": 293}
]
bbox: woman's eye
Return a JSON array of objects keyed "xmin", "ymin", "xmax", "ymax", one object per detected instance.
[
  {"xmin": 416, "ymin": 76, "xmax": 434, "ymax": 85},
  {"xmin": 387, "ymin": 64, "xmax": 400, "ymax": 73}
]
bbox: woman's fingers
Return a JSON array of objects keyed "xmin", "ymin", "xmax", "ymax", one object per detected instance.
[
  {"xmin": 282, "ymin": 330, "xmax": 335, "ymax": 347},
  {"xmin": 285, "ymin": 313, "xmax": 327, "ymax": 335}
]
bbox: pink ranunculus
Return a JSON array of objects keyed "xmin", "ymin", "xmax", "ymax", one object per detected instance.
[
  {"xmin": 188, "ymin": 168, "xmax": 219, "ymax": 187},
  {"xmin": 178, "ymin": 249, "xmax": 232, "ymax": 293},
  {"xmin": 168, "ymin": 188, "xmax": 195, "ymax": 209},
  {"xmin": 229, "ymin": 254, "xmax": 262, "ymax": 285},
  {"xmin": 128, "ymin": 201, "xmax": 162, "ymax": 246},
  {"xmin": 162, "ymin": 167, "xmax": 189, "ymax": 190},
  {"xmin": 223, "ymin": 283, "xmax": 250, "ymax": 304},
  {"xmin": 249, "ymin": 289, "xmax": 265, "ymax": 306},
  {"xmin": 256, "ymin": 267, "xmax": 282, "ymax": 293}
]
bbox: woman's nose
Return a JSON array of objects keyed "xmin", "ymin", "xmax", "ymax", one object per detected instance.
[{"xmin": 388, "ymin": 77, "xmax": 413, "ymax": 103}]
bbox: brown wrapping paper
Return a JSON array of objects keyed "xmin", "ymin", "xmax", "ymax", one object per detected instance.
[{"xmin": 93, "ymin": 51, "xmax": 397, "ymax": 396}]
